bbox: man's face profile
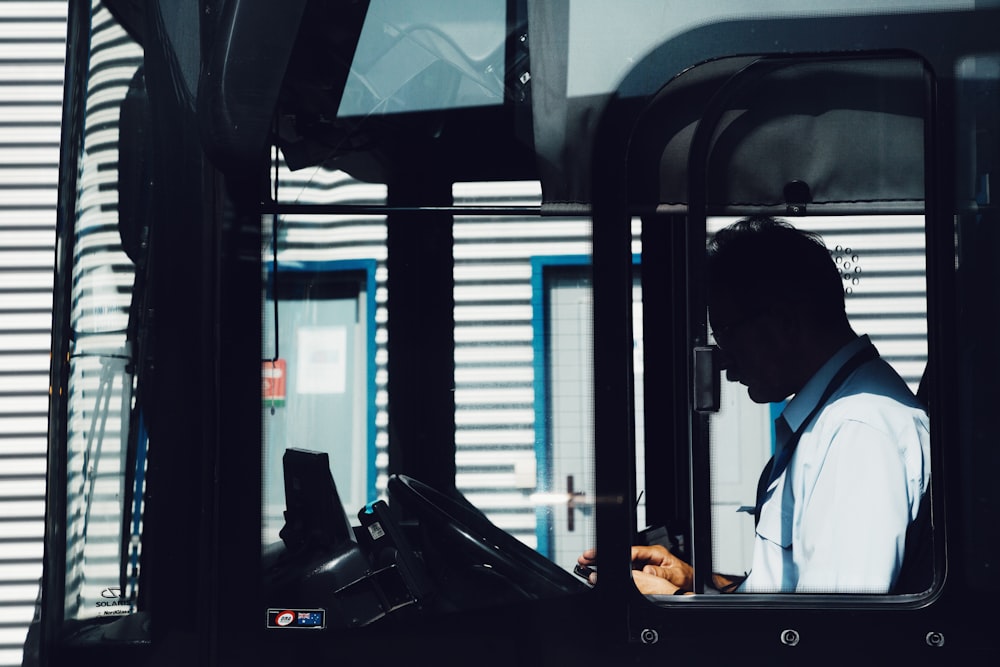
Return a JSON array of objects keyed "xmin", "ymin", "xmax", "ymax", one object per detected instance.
[{"xmin": 709, "ymin": 291, "xmax": 796, "ymax": 405}]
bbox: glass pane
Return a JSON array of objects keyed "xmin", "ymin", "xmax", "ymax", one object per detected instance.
[
  {"xmin": 542, "ymin": 268, "xmax": 644, "ymax": 568},
  {"xmin": 261, "ymin": 175, "xmax": 599, "ymax": 626},
  {"xmin": 451, "ymin": 182, "xmax": 599, "ymax": 567},
  {"xmin": 706, "ymin": 215, "xmax": 929, "ymax": 586},
  {"xmin": 262, "ymin": 270, "xmax": 373, "ymax": 544},
  {"xmin": 453, "ymin": 182, "xmax": 558, "ymax": 555},
  {"xmin": 262, "ymin": 163, "xmax": 387, "ymax": 547},
  {"xmin": 338, "ymin": 0, "xmax": 507, "ymax": 117},
  {"xmin": 629, "ymin": 54, "xmax": 932, "ymax": 598},
  {"xmin": 451, "ymin": 187, "xmax": 645, "ymax": 576},
  {"xmin": 62, "ymin": 5, "xmax": 143, "ymax": 622}
]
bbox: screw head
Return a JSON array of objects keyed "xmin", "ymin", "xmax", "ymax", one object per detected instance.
[
  {"xmin": 780, "ymin": 629, "xmax": 800, "ymax": 647},
  {"xmin": 925, "ymin": 631, "xmax": 945, "ymax": 648}
]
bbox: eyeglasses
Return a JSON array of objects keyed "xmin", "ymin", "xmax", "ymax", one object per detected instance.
[{"xmin": 710, "ymin": 310, "xmax": 763, "ymax": 350}]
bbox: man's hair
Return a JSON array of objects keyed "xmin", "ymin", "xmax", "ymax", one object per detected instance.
[{"xmin": 706, "ymin": 216, "xmax": 847, "ymax": 327}]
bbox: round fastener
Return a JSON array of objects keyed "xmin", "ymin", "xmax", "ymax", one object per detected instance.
[
  {"xmin": 925, "ymin": 631, "xmax": 945, "ymax": 648},
  {"xmin": 780, "ymin": 629, "xmax": 800, "ymax": 647},
  {"xmin": 639, "ymin": 628, "xmax": 659, "ymax": 645}
]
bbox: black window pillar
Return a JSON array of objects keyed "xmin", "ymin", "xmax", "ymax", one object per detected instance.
[{"xmin": 386, "ymin": 176, "xmax": 456, "ymax": 492}]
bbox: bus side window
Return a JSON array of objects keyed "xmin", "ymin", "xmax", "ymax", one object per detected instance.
[{"xmin": 629, "ymin": 55, "xmax": 933, "ymax": 598}]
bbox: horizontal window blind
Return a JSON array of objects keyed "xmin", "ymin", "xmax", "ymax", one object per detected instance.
[{"xmin": 0, "ymin": 2, "xmax": 67, "ymax": 665}]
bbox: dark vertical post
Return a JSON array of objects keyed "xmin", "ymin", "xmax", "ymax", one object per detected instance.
[
  {"xmin": 385, "ymin": 178, "xmax": 456, "ymax": 492},
  {"xmin": 590, "ymin": 97, "xmax": 639, "ymax": 639},
  {"xmin": 640, "ymin": 214, "xmax": 691, "ymax": 551}
]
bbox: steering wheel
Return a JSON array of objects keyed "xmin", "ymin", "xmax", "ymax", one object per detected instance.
[{"xmin": 386, "ymin": 474, "xmax": 588, "ymax": 606}]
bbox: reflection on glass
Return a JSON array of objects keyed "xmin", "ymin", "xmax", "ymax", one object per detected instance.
[
  {"xmin": 62, "ymin": 5, "xmax": 143, "ymax": 623},
  {"xmin": 338, "ymin": 0, "xmax": 506, "ymax": 117}
]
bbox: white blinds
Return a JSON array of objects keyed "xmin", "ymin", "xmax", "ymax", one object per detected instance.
[{"xmin": 0, "ymin": 2, "xmax": 66, "ymax": 664}]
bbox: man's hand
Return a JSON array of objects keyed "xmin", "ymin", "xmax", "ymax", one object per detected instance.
[
  {"xmin": 578, "ymin": 545, "xmax": 694, "ymax": 593},
  {"xmin": 577, "ymin": 548, "xmax": 599, "ymax": 585},
  {"xmin": 632, "ymin": 569, "xmax": 685, "ymax": 595},
  {"xmin": 631, "ymin": 544, "xmax": 694, "ymax": 590}
]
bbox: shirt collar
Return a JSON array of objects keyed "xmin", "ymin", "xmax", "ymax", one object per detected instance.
[{"xmin": 780, "ymin": 334, "xmax": 871, "ymax": 433}]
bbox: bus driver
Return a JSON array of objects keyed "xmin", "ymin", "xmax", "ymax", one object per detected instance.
[{"xmin": 580, "ymin": 217, "xmax": 931, "ymax": 594}]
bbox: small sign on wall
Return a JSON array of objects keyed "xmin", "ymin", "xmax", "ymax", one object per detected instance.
[
  {"xmin": 263, "ymin": 359, "xmax": 287, "ymax": 408},
  {"xmin": 296, "ymin": 326, "xmax": 347, "ymax": 394}
]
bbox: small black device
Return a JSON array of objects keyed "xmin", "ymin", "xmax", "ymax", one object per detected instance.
[
  {"xmin": 278, "ymin": 448, "xmax": 355, "ymax": 552},
  {"xmin": 573, "ymin": 563, "xmax": 596, "ymax": 583}
]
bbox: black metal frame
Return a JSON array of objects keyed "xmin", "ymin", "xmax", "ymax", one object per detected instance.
[{"xmin": 588, "ymin": 8, "xmax": 989, "ymax": 657}]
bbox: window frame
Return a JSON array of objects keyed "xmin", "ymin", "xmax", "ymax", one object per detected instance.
[{"xmin": 589, "ymin": 36, "xmax": 956, "ymax": 626}]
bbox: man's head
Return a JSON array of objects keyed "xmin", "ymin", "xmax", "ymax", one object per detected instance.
[{"xmin": 707, "ymin": 217, "xmax": 854, "ymax": 403}]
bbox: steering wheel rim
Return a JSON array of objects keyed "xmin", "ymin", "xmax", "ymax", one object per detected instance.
[{"xmin": 387, "ymin": 474, "xmax": 588, "ymax": 600}]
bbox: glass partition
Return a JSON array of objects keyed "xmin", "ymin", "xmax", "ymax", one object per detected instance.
[
  {"xmin": 260, "ymin": 171, "xmax": 600, "ymax": 626},
  {"xmin": 623, "ymin": 53, "xmax": 934, "ymax": 600},
  {"xmin": 704, "ymin": 214, "xmax": 928, "ymax": 583},
  {"xmin": 60, "ymin": 4, "xmax": 143, "ymax": 623}
]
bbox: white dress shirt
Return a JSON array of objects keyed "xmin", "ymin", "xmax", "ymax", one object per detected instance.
[{"xmin": 740, "ymin": 335, "xmax": 931, "ymax": 593}]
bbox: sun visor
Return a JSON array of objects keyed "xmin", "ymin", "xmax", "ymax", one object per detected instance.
[
  {"xmin": 196, "ymin": 0, "xmax": 311, "ymax": 171},
  {"xmin": 648, "ymin": 57, "xmax": 927, "ymax": 216}
]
